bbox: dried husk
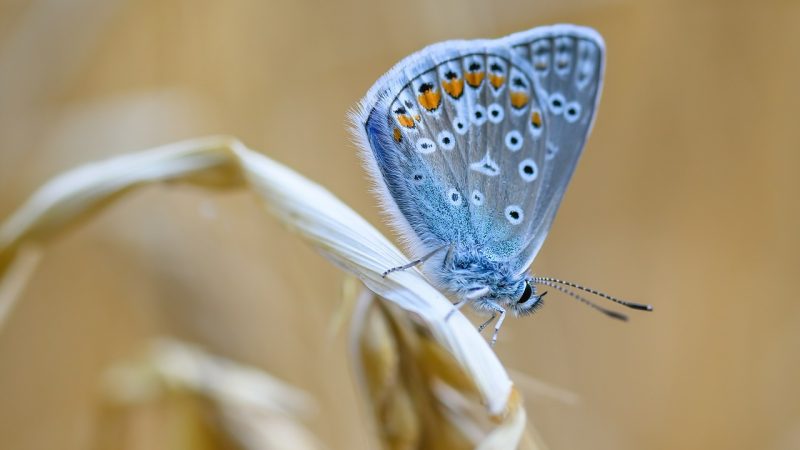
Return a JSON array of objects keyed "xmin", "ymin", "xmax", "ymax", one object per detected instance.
[{"xmin": 351, "ymin": 292, "xmax": 531, "ymax": 450}]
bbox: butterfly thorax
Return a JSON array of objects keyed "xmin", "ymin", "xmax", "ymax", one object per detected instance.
[{"xmin": 428, "ymin": 243, "xmax": 528, "ymax": 311}]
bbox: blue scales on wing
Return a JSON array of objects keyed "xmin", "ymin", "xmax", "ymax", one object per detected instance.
[
  {"xmin": 354, "ymin": 42, "xmax": 551, "ymax": 277},
  {"xmin": 502, "ymin": 25, "xmax": 606, "ymax": 269}
]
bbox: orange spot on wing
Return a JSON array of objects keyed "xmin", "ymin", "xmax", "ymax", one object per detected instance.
[
  {"xmin": 393, "ymin": 127, "xmax": 402, "ymax": 142},
  {"xmin": 441, "ymin": 79, "xmax": 464, "ymax": 99},
  {"xmin": 465, "ymin": 72, "xmax": 484, "ymax": 88},
  {"xmin": 531, "ymin": 110, "xmax": 543, "ymax": 128},
  {"xmin": 414, "ymin": 114, "xmax": 421, "ymax": 121},
  {"xmin": 417, "ymin": 91, "xmax": 441, "ymax": 112},
  {"xmin": 489, "ymin": 74, "xmax": 505, "ymax": 89},
  {"xmin": 397, "ymin": 114, "xmax": 415, "ymax": 128},
  {"xmin": 510, "ymin": 92, "xmax": 529, "ymax": 110}
]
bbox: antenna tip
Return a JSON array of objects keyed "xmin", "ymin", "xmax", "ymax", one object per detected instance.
[
  {"xmin": 604, "ymin": 310, "xmax": 629, "ymax": 321},
  {"xmin": 625, "ymin": 302, "xmax": 654, "ymax": 312}
]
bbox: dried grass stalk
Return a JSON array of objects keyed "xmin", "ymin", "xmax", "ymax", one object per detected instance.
[
  {"xmin": 0, "ymin": 136, "xmax": 530, "ymax": 448},
  {"xmin": 99, "ymin": 339, "xmax": 324, "ymax": 450},
  {"xmin": 351, "ymin": 292, "xmax": 529, "ymax": 450}
]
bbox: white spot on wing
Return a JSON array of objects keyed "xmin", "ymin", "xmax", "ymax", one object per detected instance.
[
  {"xmin": 487, "ymin": 103, "xmax": 504, "ymax": 124},
  {"xmin": 545, "ymin": 140, "xmax": 559, "ymax": 160},
  {"xmin": 518, "ymin": 159, "xmax": 538, "ymax": 182},
  {"xmin": 564, "ymin": 101, "xmax": 582, "ymax": 123},
  {"xmin": 470, "ymin": 104, "xmax": 487, "ymax": 126},
  {"xmin": 470, "ymin": 151, "xmax": 500, "ymax": 177},
  {"xmin": 446, "ymin": 188, "xmax": 463, "ymax": 206},
  {"xmin": 437, "ymin": 130, "xmax": 456, "ymax": 150},
  {"xmin": 505, "ymin": 205, "xmax": 524, "ymax": 225},
  {"xmin": 452, "ymin": 117, "xmax": 469, "ymax": 135},
  {"xmin": 415, "ymin": 138, "xmax": 436, "ymax": 154},
  {"xmin": 505, "ymin": 130, "xmax": 523, "ymax": 151},
  {"xmin": 549, "ymin": 92, "xmax": 565, "ymax": 115},
  {"xmin": 471, "ymin": 190, "xmax": 484, "ymax": 206}
]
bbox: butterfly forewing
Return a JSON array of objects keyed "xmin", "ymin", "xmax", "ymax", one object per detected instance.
[{"xmin": 358, "ymin": 44, "xmax": 549, "ymax": 269}]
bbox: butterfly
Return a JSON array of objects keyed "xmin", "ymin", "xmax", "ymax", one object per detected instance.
[{"xmin": 352, "ymin": 24, "xmax": 651, "ymax": 345}]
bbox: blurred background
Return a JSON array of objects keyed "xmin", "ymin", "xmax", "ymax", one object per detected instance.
[{"xmin": 1, "ymin": 0, "xmax": 799, "ymax": 449}]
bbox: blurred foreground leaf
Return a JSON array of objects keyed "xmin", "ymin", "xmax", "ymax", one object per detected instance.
[
  {"xmin": 97, "ymin": 339, "xmax": 323, "ymax": 450},
  {"xmin": 0, "ymin": 136, "xmax": 532, "ymax": 448}
]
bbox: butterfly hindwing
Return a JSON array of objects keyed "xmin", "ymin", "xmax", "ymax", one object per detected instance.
[{"xmin": 503, "ymin": 24, "xmax": 606, "ymax": 269}]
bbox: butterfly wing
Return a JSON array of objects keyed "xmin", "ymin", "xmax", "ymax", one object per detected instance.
[
  {"xmin": 502, "ymin": 24, "xmax": 606, "ymax": 270},
  {"xmin": 352, "ymin": 42, "xmax": 550, "ymax": 268}
]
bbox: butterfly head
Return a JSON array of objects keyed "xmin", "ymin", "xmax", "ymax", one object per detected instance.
[{"xmin": 510, "ymin": 278, "xmax": 546, "ymax": 316}]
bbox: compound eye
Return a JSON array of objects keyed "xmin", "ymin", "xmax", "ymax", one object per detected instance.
[{"xmin": 517, "ymin": 281, "xmax": 533, "ymax": 304}]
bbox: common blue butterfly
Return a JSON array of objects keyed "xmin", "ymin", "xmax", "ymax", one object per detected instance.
[{"xmin": 352, "ymin": 24, "xmax": 651, "ymax": 345}]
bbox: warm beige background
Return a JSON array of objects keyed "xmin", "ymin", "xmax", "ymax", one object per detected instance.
[{"xmin": 1, "ymin": 0, "xmax": 799, "ymax": 449}]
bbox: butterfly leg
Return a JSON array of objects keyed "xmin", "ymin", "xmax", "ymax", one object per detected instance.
[
  {"xmin": 445, "ymin": 297, "xmax": 470, "ymax": 320},
  {"xmin": 441, "ymin": 243, "xmax": 456, "ymax": 270},
  {"xmin": 382, "ymin": 244, "xmax": 448, "ymax": 277},
  {"xmin": 489, "ymin": 304, "xmax": 507, "ymax": 347},
  {"xmin": 477, "ymin": 313, "xmax": 497, "ymax": 333}
]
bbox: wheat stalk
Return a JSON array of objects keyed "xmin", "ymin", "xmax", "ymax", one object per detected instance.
[
  {"xmin": 0, "ymin": 136, "xmax": 530, "ymax": 449},
  {"xmin": 100, "ymin": 339, "xmax": 325, "ymax": 450}
]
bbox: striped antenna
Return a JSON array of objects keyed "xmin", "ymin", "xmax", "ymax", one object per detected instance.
[
  {"xmin": 534, "ymin": 279, "xmax": 629, "ymax": 321},
  {"xmin": 533, "ymin": 277, "xmax": 653, "ymax": 311}
]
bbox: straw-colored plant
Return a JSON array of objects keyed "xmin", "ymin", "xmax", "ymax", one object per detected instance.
[
  {"xmin": 0, "ymin": 136, "xmax": 538, "ymax": 449},
  {"xmin": 98, "ymin": 339, "xmax": 324, "ymax": 450}
]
